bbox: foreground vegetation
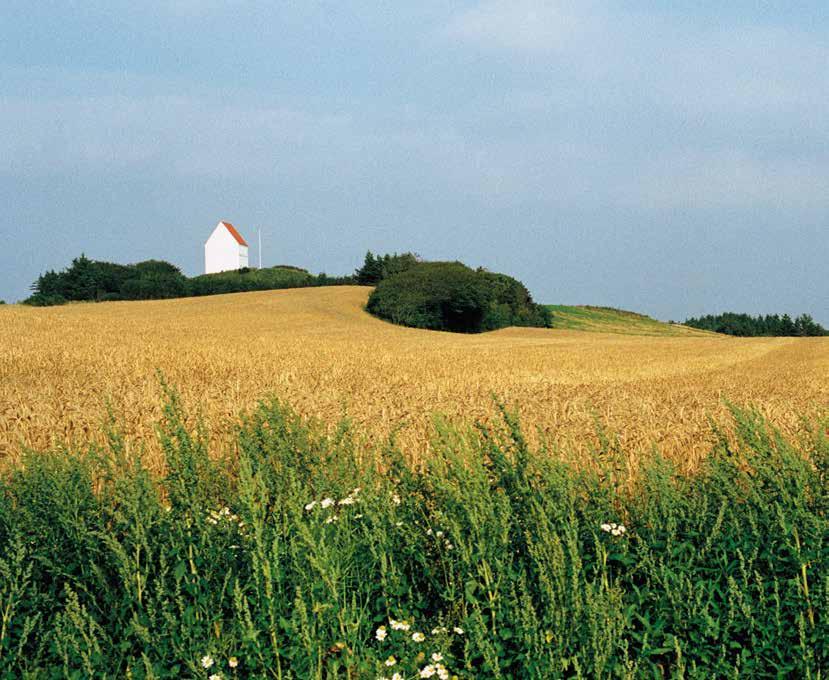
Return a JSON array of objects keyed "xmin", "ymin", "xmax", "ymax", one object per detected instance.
[
  {"xmin": 684, "ymin": 312, "xmax": 827, "ymax": 337},
  {"xmin": 0, "ymin": 388, "xmax": 826, "ymax": 678}
]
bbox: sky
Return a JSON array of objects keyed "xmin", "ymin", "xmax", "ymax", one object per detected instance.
[{"xmin": 1, "ymin": 1, "xmax": 827, "ymax": 323}]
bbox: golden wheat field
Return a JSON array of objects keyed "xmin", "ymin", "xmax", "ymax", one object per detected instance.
[{"xmin": 1, "ymin": 286, "xmax": 827, "ymax": 473}]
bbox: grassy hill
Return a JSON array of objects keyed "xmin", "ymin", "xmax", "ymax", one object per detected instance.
[{"xmin": 547, "ymin": 304, "xmax": 709, "ymax": 336}]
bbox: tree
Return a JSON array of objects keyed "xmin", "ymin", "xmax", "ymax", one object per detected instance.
[
  {"xmin": 366, "ymin": 261, "xmax": 550, "ymax": 333},
  {"xmin": 62, "ymin": 255, "xmax": 100, "ymax": 301},
  {"xmin": 355, "ymin": 251, "xmax": 419, "ymax": 285},
  {"xmin": 355, "ymin": 252, "xmax": 384, "ymax": 285},
  {"xmin": 684, "ymin": 311, "xmax": 826, "ymax": 336}
]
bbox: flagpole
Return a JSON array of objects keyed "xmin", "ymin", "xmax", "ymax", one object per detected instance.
[{"xmin": 258, "ymin": 229, "xmax": 262, "ymax": 269}]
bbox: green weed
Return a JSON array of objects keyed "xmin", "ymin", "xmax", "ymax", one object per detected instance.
[{"xmin": 0, "ymin": 393, "xmax": 825, "ymax": 678}]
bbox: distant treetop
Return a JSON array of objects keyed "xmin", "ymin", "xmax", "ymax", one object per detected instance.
[
  {"xmin": 354, "ymin": 251, "xmax": 420, "ymax": 285},
  {"xmin": 684, "ymin": 312, "xmax": 827, "ymax": 337}
]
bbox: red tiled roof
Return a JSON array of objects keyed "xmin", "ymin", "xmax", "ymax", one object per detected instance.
[{"xmin": 220, "ymin": 221, "xmax": 248, "ymax": 247}]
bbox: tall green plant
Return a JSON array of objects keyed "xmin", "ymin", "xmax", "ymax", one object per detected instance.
[{"xmin": 0, "ymin": 391, "xmax": 825, "ymax": 677}]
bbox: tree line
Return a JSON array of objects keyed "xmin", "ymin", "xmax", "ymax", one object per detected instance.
[
  {"xmin": 683, "ymin": 312, "xmax": 827, "ymax": 337},
  {"xmin": 24, "ymin": 255, "xmax": 353, "ymax": 306}
]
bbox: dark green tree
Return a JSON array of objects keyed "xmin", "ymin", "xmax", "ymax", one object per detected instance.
[
  {"xmin": 366, "ymin": 261, "xmax": 551, "ymax": 333},
  {"xmin": 355, "ymin": 252, "xmax": 384, "ymax": 284},
  {"xmin": 684, "ymin": 312, "xmax": 827, "ymax": 336}
]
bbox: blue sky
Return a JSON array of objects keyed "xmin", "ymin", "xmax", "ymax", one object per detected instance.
[{"xmin": 1, "ymin": 1, "xmax": 827, "ymax": 322}]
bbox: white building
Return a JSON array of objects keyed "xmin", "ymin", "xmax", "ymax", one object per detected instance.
[{"xmin": 204, "ymin": 221, "xmax": 249, "ymax": 274}]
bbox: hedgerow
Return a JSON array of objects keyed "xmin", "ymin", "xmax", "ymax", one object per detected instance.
[{"xmin": 24, "ymin": 255, "xmax": 354, "ymax": 306}]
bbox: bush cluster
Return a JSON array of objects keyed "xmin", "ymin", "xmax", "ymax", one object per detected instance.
[
  {"xmin": 0, "ymin": 391, "xmax": 825, "ymax": 677},
  {"xmin": 367, "ymin": 261, "xmax": 552, "ymax": 333},
  {"xmin": 684, "ymin": 312, "xmax": 827, "ymax": 336},
  {"xmin": 25, "ymin": 256, "xmax": 188, "ymax": 306},
  {"xmin": 187, "ymin": 268, "xmax": 350, "ymax": 297},
  {"xmin": 23, "ymin": 255, "xmax": 353, "ymax": 306}
]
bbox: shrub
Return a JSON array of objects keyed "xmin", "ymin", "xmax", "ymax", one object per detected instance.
[
  {"xmin": 186, "ymin": 266, "xmax": 316, "ymax": 296},
  {"xmin": 22, "ymin": 293, "xmax": 67, "ymax": 307},
  {"xmin": 25, "ymin": 255, "xmax": 188, "ymax": 305},
  {"xmin": 120, "ymin": 260, "xmax": 188, "ymax": 300},
  {"xmin": 367, "ymin": 261, "xmax": 551, "ymax": 333},
  {"xmin": 25, "ymin": 258, "xmax": 355, "ymax": 305}
]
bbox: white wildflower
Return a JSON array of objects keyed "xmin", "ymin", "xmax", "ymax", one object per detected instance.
[
  {"xmin": 392, "ymin": 674, "xmax": 404, "ymax": 680},
  {"xmin": 391, "ymin": 493, "xmax": 401, "ymax": 506},
  {"xmin": 228, "ymin": 656, "xmax": 239, "ymax": 668},
  {"xmin": 453, "ymin": 627, "xmax": 464, "ymax": 635},
  {"xmin": 220, "ymin": 507, "xmax": 231, "ymax": 516},
  {"xmin": 375, "ymin": 626, "xmax": 388, "ymax": 641},
  {"xmin": 209, "ymin": 675, "xmax": 222, "ymax": 680},
  {"xmin": 201, "ymin": 655, "xmax": 214, "ymax": 669},
  {"xmin": 600, "ymin": 523, "xmax": 612, "ymax": 532},
  {"xmin": 435, "ymin": 531, "xmax": 444, "ymax": 538},
  {"xmin": 426, "ymin": 528, "xmax": 433, "ymax": 536},
  {"xmin": 437, "ymin": 666, "xmax": 449, "ymax": 680},
  {"xmin": 419, "ymin": 665, "xmax": 437, "ymax": 678},
  {"xmin": 445, "ymin": 542, "xmax": 454, "ymax": 550},
  {"xmin": 618, "ymin": 524, "xmax": 627, "ymax": 534},
  {"xmin": 611, "ymin": 528, "xmax": 621, "ymax": 536},
  {"xmin": 412, "ymin": 631, "xmax": 426, "ymax": 642},
  {"xmin": 395, "ymin": 521, "xmax": 403, "ymax": 527},
  {"xmin": 390, "ymin": 618, "xmax": 410, "ymax": 631},
  {"xmin": 321, "ymin": 497, "xmax": 335, "ymax": 508},
  {"xmin": 304, "ymin": 501, "xmax": 317, "ymax": 511},
  {"xmin": 431, "ymin": 652, "xmax": 443, "ymax": 662},
  {"xmin": 385, "ymin": 655, "xmax": 397, "ymax": 666},
  {"xmin": 324, "ymin": 515, "xmax": 338, "ymax": 524},
  {"xmin": 431, "ymin": 626, "xmax": 447, "ymax": 635},
  {"xmin": 338, "ymin": 496, "xmax": 356, "ymax": 506}
]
